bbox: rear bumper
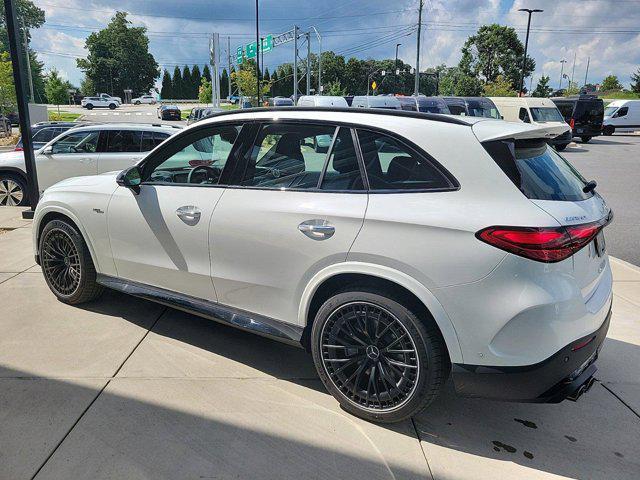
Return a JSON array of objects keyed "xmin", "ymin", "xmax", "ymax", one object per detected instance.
[
  {"xmin": 549, "ymin": 130, "xmax": 573, "ymax": 145},
  {"xmin": 571, "ymin": 125, "xmax": 602, "ymax": 137},
  {"xmin": 451, "ymin": 305, "xmax": 611, "ymax": 403}
]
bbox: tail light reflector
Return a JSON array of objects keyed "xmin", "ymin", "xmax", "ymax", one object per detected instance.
[
  {"xmin": 570, "ymin": 118, "xmax": 575, "ymax": 129},
  {"xmin": 476, "ymin": 214, "xmax": 612, "ymax": 263},
  {"xmin": 14, "ymin": 147, "xmax": 23, "ymax": 151}
]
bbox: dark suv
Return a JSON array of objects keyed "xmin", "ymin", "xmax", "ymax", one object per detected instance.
[{"xmin": 551, "ymin": 95, "xmax": 604, "ymax": 143}]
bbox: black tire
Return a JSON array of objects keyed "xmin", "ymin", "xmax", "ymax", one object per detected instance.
[
  {"xmin": 603, "ymin": 125, "xmax": 615, "ymax": 136},
  {"xmin": 555, "ymin": 143, "xmax": 568, "ymax": 151},
  {"xmin": 134, "ymin": 100, "xmax": 141, "ymax": 105},
  {"xmin": 39, "ymin": 219, "xmax": 103, "ymax": 305},
  {"xmin": 311, "ymin": 290, "xmax": 448, "ymax": 423},
  {"xmin": 581, "ymin": 136, "xmax": 592, "ymax": 143},
  {"xmin": 85, "ymin": 104, "xmax": 93, "ymax": 110},
  {"xmin": 0, "ymin": 172, "xmax": 28, "ymax": 206},
  {"xmin": 108, "ymin": 103, "xmax": 116, "ymax": 110}
]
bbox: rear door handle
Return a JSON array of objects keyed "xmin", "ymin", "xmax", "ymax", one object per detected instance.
[
  {"xmin": 298, "ymin": 219, "xmax": 335, "ymax": 240},
  {"xmin": 176, "ymin": 205, "xmax": 201, "ymax": 225}
]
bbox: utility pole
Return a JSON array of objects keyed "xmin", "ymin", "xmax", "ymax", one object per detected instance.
[
  {"xmin": 306, "ymin": 32, "xmax": 311, "ymax": 95},
  {"xmin": 584, "ymin": 56, "xmax": 590, "ymax": 86},
  {"xmin": 414, "ymin": 0, "xmax": 423, "ymax": 96},
  {"xmin": 22, "ymin": 27, "xmax": 34, "ymax": 102},
  {"xmin": 570, "ymin": 51, "xmax": 576, "ymax": 87},
  {"xmin": 255, "ymin": 0, "xmax": 260, "ymax": 105},
  {"xmin": 517, "ymin": 8, "xmax": 543, "ymax": 95},
  {"xmin": 293, "ymin": 25, "xmax": 298, "ymax": 102},
  {"xmin": 558, "ymin": 59, "xmax": 567, "ymax": 90},
  {"xmin": 227, "ymin": 36, "xmax": 232, "ymax": 98},
  {"xmin": 395, "ymin": 43, "xmax": 401, "ymax": 93}
]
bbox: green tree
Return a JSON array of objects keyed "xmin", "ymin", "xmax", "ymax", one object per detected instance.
[
  {"xmin": 532, "ymin": 75, "xmax": 552, "ymax": 97},
  {"xmin": 198, "ymin": 78, "xmax": 211, "ymax": 103},
  {"xmin": 191, "ymin": 65, "xmax": 201, "ymax": 99},
  {"xmin": 629, "ymin": 68, "xmax": 640, "ymax": 93},
  {"xmin": 220, "ymin": 68, "xmax": 229, "ymax": 99},
  {"xmin": 459, "ymin": 24, "xmax": 535, "ymax": 91},
  {"xmin": 160, "ymin": 69, "xmax": 172, "ymax": 99},
  {"xmin": 181, "ymin": 65, "xmax": 192, "ymax": 99},
  {"xmin": 482, "ymin": 74, "xmax": 516, "ymax": 96},
  {"xmin": 325, "ymin": 80, "xmax": 346, "ymax": 96},
  {"xmin": 44, "ymin": 68, "xmax": 68, "ymax": 115},
  {"xmin": 171, "ymin": 66, "xmax": 182, "ymax": 99},
  {"xmin": 563, "ymin": 81, "xmax": 580, "ymax": 96},
  {"xmin": 439, "ymin": 66, "xmax": 482, "ymax": 96},
  {"xmin": 601, "ymin": 74, "xmax": 622, "ymax": 91},
  {"xmin": 76, "ymin": 12, "xmax": 158, "ymax": 98},
  {"xmin": 0, "ymin": 52, "xmax": 16, "ymax": 114},
  {"xmin": 231, "ymin": 68, "xmax": 271, "ymax": 104},
  {"xmin": 202, "ymin": 64, "xmax": 211, "ymax": 82}
]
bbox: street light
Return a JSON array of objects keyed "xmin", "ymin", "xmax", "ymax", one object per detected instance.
[
  {"xmin": 559, "ymin": 59, "xmax": 567, "ymax": 90},
  {"xmin": 518, "ymin": 8, "xmax": 543, "ymax": 96}
]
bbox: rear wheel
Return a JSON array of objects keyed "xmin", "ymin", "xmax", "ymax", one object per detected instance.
[
  {"xmin": 39, "ymin": 219, "xmax": 103, "ymax": 305},
  {"xmin": 85, "ymin": 104, "xmax": 93, "ymax": 110},
  {"xmin": 0, "ymin": 173, "xmax": 28, "ymax": 206},
  {"xmin": 108, "ymin": 103, "xmax": 116, "ymax": 110},
  {"xmin": 311, "ymin": 290, "xmax": 448, "ymax": 423},
  {"xmin": 603, "ymin": 125, "xmax": 615, "ymax": 136},
  {"xmin": 581, "ymin": 136, "xmax": 592, "ymax": 143},
  {"xmin": 134, "ymin": 100, "xmax": 141, "ymax": 105}
]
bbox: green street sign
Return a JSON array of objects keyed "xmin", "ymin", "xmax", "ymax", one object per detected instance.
[
  {"xmin": 246, "ymin": 42, "xmax": 257, "ymax": 59},
  {"xmin": 236, "ymin": 46, "xmax": 243, "ymax": 65},
  {"xmin": 262, "ymin": 35, "xmax": 273, "ymax": 53}
]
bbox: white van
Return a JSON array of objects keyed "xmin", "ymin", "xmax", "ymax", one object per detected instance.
[
  {"xmin": 351, "ymin": 95, "xmax": 402, "ymax": 110},
  {"xmin": 491, "ymin": 97, "xmax": 572, "ymax": 150},
  {"xmin": 297, "ymin": 95, "xmax": 348, "ymax": 107},
  {"xmin": 603, "ymin": 100, "xmax": 640, "ymax": 135}
]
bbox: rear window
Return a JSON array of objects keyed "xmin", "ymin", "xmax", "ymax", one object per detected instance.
[
  {"xmin": 465, "ymin": 101, "xmax": 500, "ymax": 119},
  {"xmin": 530, "ymin": 107, "xmax": 565, "ymax": 123},
  {"xmin": 554, "ymin": 102, "xmax": 574, "ymax": 120},
  {"xmin": 574, "ymin": 100, "xmax": 603, "ymax": 122},
  {"xmin": 483, "ymin": 139, "xmax": 591, "ymax": 201}
]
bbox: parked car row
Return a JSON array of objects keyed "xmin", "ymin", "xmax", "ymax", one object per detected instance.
[{"xmin": 30, "ymin": 107, "xmax": 613, "ymax": 423}]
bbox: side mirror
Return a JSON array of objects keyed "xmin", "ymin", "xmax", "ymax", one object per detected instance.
[
  {"xmin": 116, "ymin": 165, "xmax": 142, "ymax": 194},
  {"xmin": 42, "ymin": 145, "xmax": 53, "ymax": 155}
]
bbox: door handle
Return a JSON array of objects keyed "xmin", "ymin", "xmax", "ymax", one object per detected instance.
[
  {"xmin": 298, "ymin": 219, "xmax": 335, "ymax": 240},
  {"xmin": 176, "ymin": 205, "xmax": 201, "ymax": 225}
]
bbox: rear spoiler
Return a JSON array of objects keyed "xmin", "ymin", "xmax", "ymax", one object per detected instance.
[{"xmin": 472, "ymin": 120, "xmax": 562, "ymax": 143}]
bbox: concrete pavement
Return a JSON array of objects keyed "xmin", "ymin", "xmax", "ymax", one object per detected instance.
[{"xmin": 1, "ymin": 206, "xmax": 639, "ymax": 479}]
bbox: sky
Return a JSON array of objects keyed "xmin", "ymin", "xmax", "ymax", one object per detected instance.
[{"xmin": 29, "ymin": 0, "xmax": 640, "ymax": 92}]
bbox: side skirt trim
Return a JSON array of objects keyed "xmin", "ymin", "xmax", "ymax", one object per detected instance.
[{"xmin": 96, "ymin": 274, "xmax": 304, "ymax": 347}]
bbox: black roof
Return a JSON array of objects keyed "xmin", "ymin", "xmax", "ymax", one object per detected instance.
[{"xmin": 198, "ymin": 106, "xmax": 471, "ymax": 127}]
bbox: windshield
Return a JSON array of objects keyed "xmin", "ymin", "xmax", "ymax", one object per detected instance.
[
  {"xmin": 465, "ymin": 101, "xmax": 500, "ymax": 119},
  {"xmin": 530, "ymin": 107, "xmax": 565, "ymax": 123},
  {"xmin": 604, "ymin": 106, "xmax": 618, "ymax": 117}
]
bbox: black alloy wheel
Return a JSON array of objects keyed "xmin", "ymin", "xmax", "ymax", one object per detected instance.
[{"xmin": 320, "ymin": 301, "xmax": 420, "ymax": 412}]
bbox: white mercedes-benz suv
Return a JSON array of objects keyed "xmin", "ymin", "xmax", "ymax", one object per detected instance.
[{"xmin": 32, "ymin": 108, "xmax": 613, "ymax": 423}]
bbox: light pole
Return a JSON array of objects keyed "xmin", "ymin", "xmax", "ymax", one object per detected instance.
[
  {"xmin": 558, "ymin": 59, "xmax": 567, "ymax": 90},
  {"xmin": 395, "ymin": 43, "xmax": 401, "ymax": 93},
  {"xmin": 518, "ymin": 8, "xmax": 543, "ymax": 95},
  {"xmin": 255, "ymin": 0, "xmax": 260, "ymax": 105}
]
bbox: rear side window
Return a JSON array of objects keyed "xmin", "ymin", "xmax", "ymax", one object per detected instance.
[
  {"xmin": 483, "ymin": 139, "xmax": 591, "ymax": 201},
  {"xmin": 141, "ymin": 131, "xmax": 170, "ymax": 151},
  {"xmin": 32, "ymin": 128, "xmax": 56, "ymax": 143},
  {"xmin": 356, "ymin": 129, "xmax": 453, "ymax": 191},
  {"xmin": 105, "ymin": 130, "xmax": 143, "ymax": 152},
  {"xmin": 555, "ymin": 102, "xmax": 574, "ymax": 120}
]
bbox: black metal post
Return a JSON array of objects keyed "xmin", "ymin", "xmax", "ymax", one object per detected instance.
[
  {"xmin": 255, "ymin": 0, "xmax": 260, "ymax": 106},
  {"xmin": 4, "ymin": 0, "xmax": 39, "ymax": 217},
  {"xmin": 395, "ymin": 43, "xmax": 401, "ymax": 94},
  {"xmin": 518, "ymin": 8, "xmax": 543, "ymax": 96}
]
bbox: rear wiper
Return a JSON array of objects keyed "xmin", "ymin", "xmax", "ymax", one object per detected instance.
[{"xmin": 583, "ymin": 180, "xmax": 597, "ymax": 193}]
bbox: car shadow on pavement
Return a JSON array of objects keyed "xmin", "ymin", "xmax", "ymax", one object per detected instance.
[{"xmin": 585, "ymin": 137, "xmax": 635, "ymax": 145}]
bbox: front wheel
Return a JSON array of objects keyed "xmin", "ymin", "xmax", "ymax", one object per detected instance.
[
  {"xmin": 311, "ymin": 290, "xmax": 448, "ymax": 423},
  {"xmin": 0, "ymin": 173, "xmax": 28, "ymax": 206},
  {"xmin": 39, "ymin": 219, "xmax": 103, "ymax": 305},
  {"xmin": 85, "ymin": 104, "xmax": 93, "ymax": 110},
  {"xmin": 134, "ymin": 100, "xmax": 141, "ymax": 105},
  {"xmin": 603, "ymin": 125, "xmax": 615, "ymax": 136},
  {"xmin": 581, "ymin": 136, "xmax": 592, "ymax": 143}
]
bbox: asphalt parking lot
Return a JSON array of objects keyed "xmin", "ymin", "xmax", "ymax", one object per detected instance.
[
  {"xmin": 561, "ymin": 134, "xmax": 640, "ymax": 266},
  {"xmin": 1, "ymin": 131, "xmax": 639, "ymax": 479}
]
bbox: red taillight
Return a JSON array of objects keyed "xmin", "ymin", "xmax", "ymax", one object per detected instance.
[
  {"xmin": 570, "ymin": 118, "xmax": 575, "ymax": 129},
  {"xmin": 476, "ymin": 216, "xmax": 612, "ymax": 263},
  {"xmin": 14, "ymin": 147, "xmax": 23, "ymax": 151}
]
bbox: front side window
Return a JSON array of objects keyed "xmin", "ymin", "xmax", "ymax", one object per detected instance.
[
  {"xmin": 356, "ymin": 129, "xmax": 453, "ymax": 191},
  {"xmin": 51, "ymin": 130, "xmax": 99, "ymax": 154},
  {"xmin": 530, "ymin": 107, "xmax": 565, "ymax": 122},
  {"xmin": 104, "ymin": 130, "xmax": 143, "ymax": 152},
  {"xmin": 238, "ymin": 123, "xmax": 337, "ymax": 190},
  {"xmin": 614, "ymin": 107, "xmax": 628, "ymax": 117},
  {"xmin": 519, "ymin": 107, "xmax": 531, "ymax": 123},
  {"xmin": 144, "ymin": 125, "xmax": 240, "ymax": 185}
]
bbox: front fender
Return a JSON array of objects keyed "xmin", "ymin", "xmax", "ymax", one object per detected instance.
[{"xmin": 297, "ymin": 262, "xmax": 464, "ymax": 363}]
